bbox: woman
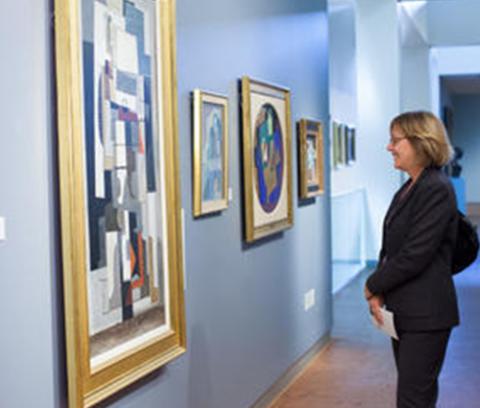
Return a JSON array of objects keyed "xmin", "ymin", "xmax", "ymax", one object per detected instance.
[{"xmin": 364, "ymin": 111, "xmax": 459, "ymax": 408}]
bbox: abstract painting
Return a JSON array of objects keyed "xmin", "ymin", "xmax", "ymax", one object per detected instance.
[
  {"xmin": 298, "ymin": 119, "xmax": 324, "ymax": 198},
  {"xmin": 241, "ymin": 77, "xmax": 293, "ymax": 242},
  {"xmin": 193, "ymin": 90, "xmax": 229, "ymax": 216},
  {"xmin": 55, "ymin": 0, "xmax": 186, "ymax": 406},
  {"xmin": 84, "ymin": 0, "xmax": 166, "ymax": 362}
]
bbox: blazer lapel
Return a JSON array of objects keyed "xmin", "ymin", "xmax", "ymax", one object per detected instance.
[
  {"xmin": 384, "ymin": 180, "xmax": 412, "ymax": 227},
  {"xmin": 385, "ymin": 168, "xmax": 431, "ymax": 227}
]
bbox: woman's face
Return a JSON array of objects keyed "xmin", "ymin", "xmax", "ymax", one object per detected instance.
[{"xmin": 387, "ymin": 125, "xmax": 419, "ymax": 173}]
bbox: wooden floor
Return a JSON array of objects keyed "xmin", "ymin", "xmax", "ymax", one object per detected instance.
[{"xmin": 271, "ymin": 260, "xmax": 480, "ymax": 408}]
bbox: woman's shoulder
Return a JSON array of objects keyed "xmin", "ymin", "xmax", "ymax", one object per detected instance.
[
  {"xmin": 417, "ymin": 167, "xmax": 456, "ymax": 202},
  {"xmin": 419, "ymin": 167, "xmax": 450, "ymax": 188}
]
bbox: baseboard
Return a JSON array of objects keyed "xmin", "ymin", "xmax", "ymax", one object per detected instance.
[{"xmin": 250, "ymin": 334, "xmax": 331, "ymax": 408}]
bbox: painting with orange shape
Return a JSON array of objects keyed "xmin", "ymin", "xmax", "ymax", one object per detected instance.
[
  {"xmin": 132, "ymin": 233, "xmax": 145, "ymax": 288},
  {"xmin": 138, "ymin": 126, "xmax": 145, "ymax": 154}
]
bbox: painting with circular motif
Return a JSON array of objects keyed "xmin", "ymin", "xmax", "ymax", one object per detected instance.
[
  {"xmin": 253, "ymin": 103, "xmax": 284, "ymax": 213},
  {"xmin": 241, "ymin": 77, "xmax": 293, "ymax": 242}
]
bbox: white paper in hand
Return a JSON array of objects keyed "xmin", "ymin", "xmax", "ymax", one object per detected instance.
[{"xmin": 371, "ymin": 308, "xmax": 399, "ymax": 340}]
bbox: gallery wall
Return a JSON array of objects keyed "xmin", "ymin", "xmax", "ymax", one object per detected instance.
[
  {"xmin": 328, "ymin": 0, "xmax": 372, "ymax": 295},
  {"xmin": 328, "ymin": 0, "xmax": 364, "ymax": 277},
  {"xmin": 0, "ymin": 1, "xmax": 62, "ymax": 407},
  {"xmin": 430, "ymin": 46, "xmax": 480, "ymax": 117},
  {"xmin": 328, "ymin": 0, "xmax": 359, "ymax": 195},
  {"xmin": 329, "ymin": 0, "xmax": 401, "ymax": 261},
  {"xmin": 451, "ymin": 95, "xmax": 480, "ymax": 204},
  {"xmin": 401, "ymin": 46, "xmax": 431, "ymax": 112},
  {"xmin": 0, "ymin": 0, "xmax": 331, "ymax": 407},
  {"xmin": 328, "ymin": 0, "xmax": 357, "ymax": 128}
]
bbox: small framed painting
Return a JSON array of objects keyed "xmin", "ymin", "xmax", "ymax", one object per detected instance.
[
  {"xmin": 192, "ymin": 90, "xmax": 229, "ymax": 216},
  {"xmin": 240, "ymin": 76, "xmax": 293, "ymax": 242},
  {"xmin": 332, "ymin": 120, "xmax": 341, "ymax": 168},
  {"xmin": 346, "ymin": 126, "xmax": 356, "ymax": 164},
  {"xmin": 298, "ymin": 119, "xmax": 325, "ymax": 198},
  {"xmin": 339, "ymin": 123, "xmax": 347, "ymax": 166}
]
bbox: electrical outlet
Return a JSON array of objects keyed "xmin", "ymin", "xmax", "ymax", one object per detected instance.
[
  {"xmin": 304, "ymin": 289, "xmax": 315, "ymax": 311},
  {"xmin": 0, "ymin": 217, "xmax": 5, "ymax": 241},
  {"xmin": 304, "ymin": 291, "xmax": 310, "ymax": 311}
]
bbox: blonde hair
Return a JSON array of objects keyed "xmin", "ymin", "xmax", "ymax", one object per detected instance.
[{"xmin": 390, "ymin": 111, "xmax": 453, "ymax": 167}]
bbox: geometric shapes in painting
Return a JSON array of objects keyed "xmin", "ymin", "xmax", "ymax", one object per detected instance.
[
  {"xmin": 84, "ymin": 0, "xmax": 167, "ymax": 367},
  {"xmin": 241, "ymin": 77, "xmax": 293, "ymax": 242},
  {"xmin": 55, "ymin": 0, "xmax": 186, "ymax": 406},
  {"xmin": 254, "ymin": 103, "xmax": 284, "ymax": 213},
  {"xmin": 193, "ymin": 90, "xmax": 229, "ymax": 217},
  {"xmin": 298, "ymin": 119, "xmax": 324, "ymax": 199}
]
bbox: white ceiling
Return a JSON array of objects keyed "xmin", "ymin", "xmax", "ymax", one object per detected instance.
[{"xmin": 399, "ymin": 0, "xmax": 480, "ymax": 46}]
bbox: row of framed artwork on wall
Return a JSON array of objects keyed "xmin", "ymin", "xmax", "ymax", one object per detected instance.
[
  {"xmin": 332, "ymin": 121, "xmax": 356, "ymax": 168},
  {"xmin": 53, "ymin": 0, "xmax": 325, "ymax": 407},
  {"xmin": 193, "ymin": 78, "xmax": 325, "ymax": 242}
]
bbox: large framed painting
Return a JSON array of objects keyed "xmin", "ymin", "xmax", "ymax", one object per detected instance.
[
  {"xmin": 192, "ymin": 90, "xmax": 229, "ymax": 216},
  {"xmin": 298, "ymin": 119, "xmax": 325, "ymax": 199},
  {"xmin": 54, "ymin": 1, "xmax": 186, "ymax": 406},
  {"xmin": 240, "ymin": 77, "xmax": 293, "ymax": 242}
]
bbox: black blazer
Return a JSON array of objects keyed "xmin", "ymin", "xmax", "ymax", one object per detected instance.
[{"xmin": 366, "ymin": 167, "xmax": 459, "ymax": 331}]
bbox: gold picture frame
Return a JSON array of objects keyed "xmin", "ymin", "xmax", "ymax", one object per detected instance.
[
  {"xmin": 298, "ymin": 119, "xmax": 325, "ymax": 198},
  {"xmin": 192, "ymin": 90, "xmax": 229, "ymax": 216},
  {"xmin": 54, "ymin": 1, "xmax": 186, "ymax": 406},
  {"xmin": 240, "ymin": 76, "xmax": 293, "ymax": 242}
]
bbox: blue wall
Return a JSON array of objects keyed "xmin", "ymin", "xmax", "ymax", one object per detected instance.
[
  {"xmin": 0, "ymin": 1, "xmax": 331, "ymax": 407},
  {"xmin": 451, "ymin": 94, "xmax": 480, "ymax": 203}
]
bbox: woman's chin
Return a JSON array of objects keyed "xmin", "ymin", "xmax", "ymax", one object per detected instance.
[{"xmin": 393, "ymin": 160, "xmax": 403, "ymax": 171}]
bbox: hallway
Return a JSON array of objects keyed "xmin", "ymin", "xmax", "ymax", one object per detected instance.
[{"xmin": 271, "ymin": 261, "xmax": 480, "ymax": 408}]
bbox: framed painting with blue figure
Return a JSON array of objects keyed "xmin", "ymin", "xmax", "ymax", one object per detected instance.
[
  {"xmin": 193, "ymin": 90, "xmax": 229, "ymax": 216},
  {"xmin": 54, "ymin": 0, "xmax": 186, "ymax": 406},
  {"xmin": 240, "ymin": 77, "xmax": 293, "ymax": 242},
  {"xmin": 298, "ymin": 119, "xmax": 325, "ymax": 199}
]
